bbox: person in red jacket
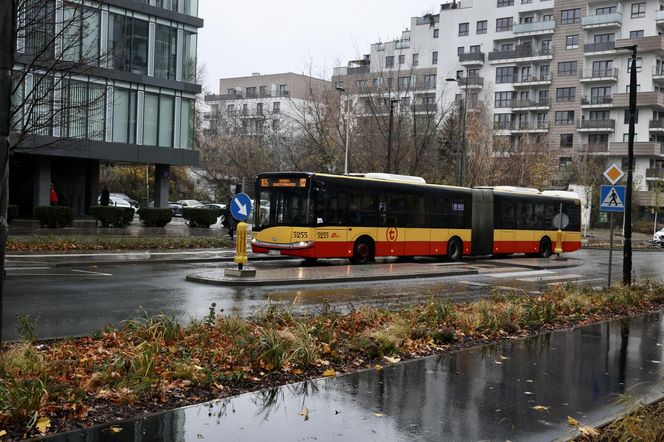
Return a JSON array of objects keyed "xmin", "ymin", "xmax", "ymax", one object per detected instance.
[{"xmin": 49, "ymin": 183, "xmax": 58, "ymax": 206}]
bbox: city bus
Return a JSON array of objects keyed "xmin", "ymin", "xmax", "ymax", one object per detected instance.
[{"xmin": 251, "ymin": 172, "xmax": 582, "ymax": 264}]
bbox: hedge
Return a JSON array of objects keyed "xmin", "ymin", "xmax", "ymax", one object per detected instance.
[
  {"xmin": 89, "ymin": 206, "xmax": 135, "ymax": 227},
  {"xmin": 34, "ymin": 206, "xmax": 73, "ymax": 228},
  {"xmin": 137, "ymin": 208, "xmax": 173, "ymax": 227},
  {"xmin": 182, "ymin": 208, "xmax": 218, "ymax": 228},
  {"xmin": 7, "ymin": 205, "xmax": 19, "ymax": 224}
]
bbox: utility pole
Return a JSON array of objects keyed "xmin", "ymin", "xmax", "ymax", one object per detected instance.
[
  {"xmin": 617, "ymin": 44, "xmax": 638, "ymax": 286},
  {"xmin": 387, "ymin": 98, "xmax": 399, "ymax": 174},
  {"xmin": 0, "ymin": 0, "xmax": 17, "ymax": 343}
]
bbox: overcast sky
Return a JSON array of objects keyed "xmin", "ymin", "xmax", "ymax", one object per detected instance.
[{"xmin": 198, "ymin": 0, "xmax": 440, "ymax": 93}]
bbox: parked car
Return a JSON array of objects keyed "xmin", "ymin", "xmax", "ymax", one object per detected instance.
[
  {"xmin": 98, "ymin": 196, "xmax": 133, "ymax": 209},
  {"xmin": 168, "ymin": 202, "xmax": 184, "ymax": 217},
  {"xmin": 110, "ymin": 193, "xmax": 140, "ymax": 210},
  {"xmin": 654, "ymin": 227, "xmax": 664, "ymax": 246},
  {"xmin": 177, "ymin": 199, "xmax": 203, "ymax": 208},
  {"xmin": 202, "ymin": 203, "xmax": 226, "ymax": 224}
]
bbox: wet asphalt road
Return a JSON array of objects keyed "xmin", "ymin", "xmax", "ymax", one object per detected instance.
[{"xmin": 4, "ymin": 249, "xmax": 663, "ymax": 341}]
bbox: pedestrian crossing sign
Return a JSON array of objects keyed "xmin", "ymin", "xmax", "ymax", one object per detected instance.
[{"xmin": 599, "ymin": 185, "xmax": 626, "ymax": 212}]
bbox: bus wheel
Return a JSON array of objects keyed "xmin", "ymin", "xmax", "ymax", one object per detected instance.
[
  {"xmin": 447, "ymin": 237, "xmax": 463, "ymax": 262},
  {"xmin": 539, "ymin": 237, "xmax": 552, "ymax": 258},
  {"xmin": 350, "ymin": 238, "xmax": 373, "ymax": 265}
]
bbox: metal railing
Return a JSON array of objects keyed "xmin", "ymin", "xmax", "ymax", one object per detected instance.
[
  {"xmin": 580, "ymin": 68, "xmax": 619, "ymax": 80},
  {"xmin": 582, "ymin": 143, "xmax": 609, "ymax": 153},
  {"xmin": 488, "ymin": 45, "xmax": 552, "ymax": 61},
  {"xmin": 511, "ymin": 98, "xmax": 550, "ymax": 108},
  {"xmin": 646, "ymin": 168, "xmax": 664, "ymax": 178},
  {"xmin": 581, "ymin": 12, "xmax": 622, "ymax": 27},
  {"xmin": 459, "ymin": 52, "xmax": 485, "ymax": 63},
  {"xmin": 459, "ymin": 76, "xmax": 484, "ymax": 87},
  {"xmin": 649, "ymin": 119, "xmax": 664, "ymax": 129},
  {"xmin": 581, "ymin": 96, "xmax": 613, "ymax": 105},
  {"xmin": 577, "ymin": 119, "xmax": 615, "ymax": 129},
  {"xmin": 513, "ymin": 73, "xmax": 552, "ymax": 83},
  {"xmin": 413, "ymin": 104, "xmax": 437, "ymax": 113},
  {"xmin": 513, "ymin": 20, "xmax": 556, "ymax": 34},
  {"xmin": 584, "ymin": 41, "xmax": 615, "ymax": 52}
]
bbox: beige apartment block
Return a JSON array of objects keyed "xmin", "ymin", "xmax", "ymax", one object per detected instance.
[{"xmin": 333, "ymin": 0, "xmax": 664, "ymax": 213}]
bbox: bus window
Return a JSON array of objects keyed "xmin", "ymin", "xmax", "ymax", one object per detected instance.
[
  {"xmin": 544, "ymin": 203, "xmax": 555, "ymax": 229},
  {"xmin": 563, "ymin": 202, "xmax": 581, "ymax": 230},
  {"xmin": 387, "ymin": 193, "xmax": 405, "ymax": 226},
  {"xmin": 516, "ymin": 202, "xmax": 534, "ymax": 229},
  {"xmin": 497, "ymin": 200, "xmax": 515, "ymax": 229},
  {"xmin": 534, "ymin": 203, "xmax": 545, "ymax": 229},
  {"xmin": 450, "ymin": 199, "xmax": 465, "ymax": 228},
  {"xmin": 404, "ymin": 195, "xmax": 426, "ymax": 227}
]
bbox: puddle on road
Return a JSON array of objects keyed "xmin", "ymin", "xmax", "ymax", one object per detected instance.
[{"xmin": 45, "ymin": 313, "xmax": 664, "ymax": 442}]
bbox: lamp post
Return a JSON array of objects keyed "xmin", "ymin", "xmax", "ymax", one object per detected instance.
[
  {"xmin": 616, "ymin": 44, "xmax": 638, "ymax": 286},
  {"xmin": 446, "ymin": 76, "xmax": 469, "ymax": 186},
  {"xmin": 335, "ymin": 86, "xmax": 351, "ymax": 175},
  {"xmin": 387, "ymin": 97, "xmax": 400, "ymax": 174}
]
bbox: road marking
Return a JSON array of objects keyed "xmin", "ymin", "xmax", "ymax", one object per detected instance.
[
  {"xmin": 518, "ymin": 274, "xmax": 582, "ymax": 282},
  {"xmin": 71, "ymin": 269, "xmax": 113, "ymax": 276},
  {"xmin": 459, "ymin": 281, "xmax": 490, "ymax": 287},
  {"xmin": 487, "ymin": 270, "xmax": 553, "ymax": 279},
  {"xmin": 5, "ymin": 267, "xmax": 50, "ymax": 270}
]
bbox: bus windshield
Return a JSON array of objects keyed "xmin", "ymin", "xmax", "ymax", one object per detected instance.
[{"xmin": 256, "ymin": 188, "xmax": 314, "ymax": 229}]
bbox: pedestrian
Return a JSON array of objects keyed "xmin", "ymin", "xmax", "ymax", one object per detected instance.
[
  {"xmin": 49, "ymin": 183, "xmax": 58, "ymax": 206},
  {"xmin": 100, "ymin": 184, "xmax": 110, "ymax": 206},
  {"xmin": 223, "ymin": 203, "xmax": 237, "ymax": 240}
]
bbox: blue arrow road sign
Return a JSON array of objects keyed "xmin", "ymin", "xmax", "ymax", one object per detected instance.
[
  {"xmin": 600, "ymin": 185, "xmax": 626, "ymax": 213},
  {"xmin": 230, "ymin": 193, "xmax": 252, "ymax": 221}
]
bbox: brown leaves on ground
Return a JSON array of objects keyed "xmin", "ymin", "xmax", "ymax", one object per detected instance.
[
  {"xmin": 6, "ymin": 235, "xmax": 231, "ymax": 252},
  {"xmin": 1, "ymin": 283, "xmax": 663, "ymax": 440}
]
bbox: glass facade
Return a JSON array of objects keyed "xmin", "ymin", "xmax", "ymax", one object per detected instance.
[
  {"xmin": 180, "ymin": 98, "xmax": 194, "ymax": 148},
  {"xmin": 158, "ymin": 95, "xmax": 174, "ymax": 147},
  {"xmin": 182, "ymin": 31, "xmax": 197, "ymax": 82},
  {"xmin": 143, "ymin": 93, "xmax": 159, "ymax": 146},
  {"xmin": 108, "ymin": 13, "xmax": 149, "ymax": 74},
  {"xmin": 112, "ymin": 88, "xmax": 137, "ymax": 144},
  {"xmin": 62, "ymin": 4, "xmax": 100, "ymax": 63},
  {"xmin": 155, "ymin": 24, "xmax": 177, "ymax": 80}
]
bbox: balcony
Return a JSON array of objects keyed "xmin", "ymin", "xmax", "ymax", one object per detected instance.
[
  {"xmin": 613, "ymin": 92, "xmax": 664, "ymax": 109},
  {"xmin": 581, "ymin": 143, "xmax": 609, "ymax": 153},
  {"xmin": 413, "ymin": 81, "xmax": 437, "ymax": 91},
  {"xmin": 581, "ymin": 95, "xmax": 613, "ymax": 108},
  {"xmin": 577, "ymin": 119, "xmax": 615, "ymax": 132},
  {"xmin": 615, "ymin": 35, "xmax": 664, "ymax": 53},
  {"xmin": 581, "ymin": 12, "xmax": 622, "ymax": 29},
  {"xmin": 649, "ymin": 119, "xmax": 664, "ymax": 132},
  {"xmin": 510, "ymin": 120, "xmax": 550, "ymax": 132},
  {"xmin": 413, "ymin": 104, "xmax": 437, "ymax": 113},
  {"xmin": 347, "ymin": 65, "xmax": 370, "ymax": 75},
  {"xmin": 635, "ymin": 191, "xmax": 663, "ymax": 207},
  {"xmin": 488, "ymin": 45, "xmax": 553, "ymax": 63},
  {"xmin": 580, "ymin": 68, "xmax": 619, "ymax": 82},
  {"xmin": 513, "ymin": 20, "xmax": 556, "ymax": 35},
  {"xmin": 657, "ymin": 9, "xmax": 664, "ymax": 23},
  {"xmin": 512, "ymin": 73, "xmax": 552, "ymax": 87},
  {"xmin": 458, "ymin": 52, "xmax": 485, "ymax": 66},
  {"xmin": 584, "ymin": 41, "xmax": 615, "ymax": 53},
  {"xmin": 510, "ymin": 98, "xmax": 550, "ymax": 110},
  {"xmin": 653, "ymin": 66, "xmax": 664, "ymax": 83},
  {"xmin": 609, "ymin": 142, "xmax": 664, "ymax": 156},
  {"xmin": 646, "ymin": 168, "xmax": 664, "ymax": 179},
  {"xmin": 458, "ymin": 76, "xmax": 484, "ymax": 88}
]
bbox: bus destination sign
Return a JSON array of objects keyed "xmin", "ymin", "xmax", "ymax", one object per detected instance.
[{"xmin": 261, "ymin": 178, "xmax": 308, "ymax": 188}]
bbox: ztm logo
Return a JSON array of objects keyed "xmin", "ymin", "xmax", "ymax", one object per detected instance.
[{"xmin": 386, "ymin": 227, "xmax": 398, "ymax": 242}]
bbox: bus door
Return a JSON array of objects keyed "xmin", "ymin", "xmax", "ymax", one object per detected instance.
[
  {"xmin": 314, "ymin": 186, "xmax": 348, "ymax": 258},
  {"xmin": 494, "ymin": 198, "xmax": 516, "ymax": 254},
  {"xmin": 378, "ymin": 193, "xmax": 405, "ymax": 256},
  {"xmin": 404, "ymin": 194, "xmax": 429, "ymax": 256},
  {"xmin": 471, "ymin": 189, "xmax": 494, "ymax": 255}
]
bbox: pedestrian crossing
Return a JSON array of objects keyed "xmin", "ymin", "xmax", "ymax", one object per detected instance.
[{"xmin": 459, "ymin": 267, "xmax": 607, "ymax": 291}]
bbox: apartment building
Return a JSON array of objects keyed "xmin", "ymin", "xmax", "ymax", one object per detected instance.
[
  {"xmin": 10, "ymin": 0, "xmax": 202, "ymax": 215},
  {"xmin": 203, "ymin": 73, "xmax": 331, "ymax": 137},
  {"xmin": 333, "ymin": 0, "xmax": 664, "ymax": 212}
]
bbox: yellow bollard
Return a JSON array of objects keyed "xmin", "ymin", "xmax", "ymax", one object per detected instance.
[
  {"xmin": 234, "ymin": 221, "xmax": 248, "ymax": 268},
  {"xmin": 554, "ymin": 228, "xmax": 563, "ymax": 255}
]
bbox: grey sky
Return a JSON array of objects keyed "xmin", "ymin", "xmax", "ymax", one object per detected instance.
[{"xmin": 198, "ymin": 0, "xmax": 440, "ymax": 93}]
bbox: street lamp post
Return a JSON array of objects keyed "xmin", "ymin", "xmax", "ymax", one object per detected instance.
[
  {"xmin": 446, "ymin": 76, "xmax": 469, "ymax": 187},
  {"xmin": 335, "ymin": 86, "xmax": 351, "ymax": 175},
  {"xmin": 387, "ymin": 98, "xmax": 399, "ymax": 174},
  {"xmin": 616, "ymin": 44, "xmax": 638, "ymax": 286}
]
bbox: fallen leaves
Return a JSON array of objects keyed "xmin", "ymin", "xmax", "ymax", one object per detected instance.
[
  {"xmin": 383, "ymin": 355, "xmax": 401, "ymax": 364},
  {"xmin": 532, "ymin": 405, "xmax": 549, "ymax": 412},
  {"xmin": 299, "ymin": 407, "xmax": 309, "ymax": 421},
  {"xmin": 322, "ymin": 369, "xmax": 336, "ymax": 378},
  {"xmin": 579, "ymin": 426, "xmax": 600, "ymax": 437},
  {"xmin": 567, "ymin": 416, "xmax": 579, "ymax": 426},
  {"xmin": 36, "ymin": 416, "xmax": 51, "ymax": 434}
]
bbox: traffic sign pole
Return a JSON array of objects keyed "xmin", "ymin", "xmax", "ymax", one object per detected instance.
[{"xmin": 608, "ymin": 212, "xmax": 614, "ymax": 288}]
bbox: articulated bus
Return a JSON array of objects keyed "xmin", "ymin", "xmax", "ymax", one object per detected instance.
[{"xmin": 251, "ymin": 172, "xmax": 581, "ymax": 264}]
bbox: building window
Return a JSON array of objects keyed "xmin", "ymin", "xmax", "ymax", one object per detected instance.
[
  {"xmin": 62, "ymin": 4, "xmax": 101, "ymax": 64},
  {"xmin": 154, "ymin": 24, "xmax": 177, "ymax": 80},
  {"xmin": 398, "ymin": 54, "xmax": 405, "ymax": 65},
  {"xmin": 495, "ymin": 91, "xmax": 513, "ymax": 108},
  {"xmin": 557, "ymin": 61, "xmax": 577, "ymax": 76},
  {"xmin": 432, "ymin": 51, "xmax": 438, "ymax": 65},
  {"xmin": 559, "ymin": 157, "xmax": 573, "ymax": 169},
  {"xmin": 496, "ymin": 17, "xmax": 513, "ymax": 32},
  {"xmin": 554, "ymin": 111, "xmax": 574, "ymax": 125},
  {"xmin": 476, "ymin": 20, "xmax": 487, "ymax": 34},
  {"xmin": 227, "ymin": 104, "xmax": 235, "ymax": 113},
  {"xmin": 497, "ymin": 0, "xmax": 513, "ymax": 6},
  {"xmin": 112, "ymin": 88, "xmax": 137, "ymax": 143},
  {"xmin": 158, "ymin": 95, "xmax": 174, "ymax": 147},
  {"xmin": 272, "ymin": 119, "xmax": 279, "ymax": 131},
  {"xmin": 256, "ymin": 102, "xmax": 263, "ymax": 115},
  {"xmin": 627, "ymin": 57, "xmax": 642, "ymax": 73},
  {"xmin": 180, "ymin": 98, "xmax": 194, "ymax": 149},
  {"xmin": 143, "ymin": 93, "xmax": 158, "ymax": 145},
  {"xmin": 470, "ymin": 45, "xmax": 480, "ymax": 53},
  {"xmin": 624, "ymin": 109, "xmax": 639, "ymax": 124},
  {"xmin": 630, "ymin": 30, "xmax": 644, "ymax": 39},
  {"xmin": 556, "ymin": 87, "xmax": 576, "ymax": 102},
  {"xmin": 561, "ymin": 8, "xmax": 581, "ymax": 24},
  {"xmin": 246, "ymin": 87, "xmax": 256, "ymax": 98},
  {"xmin": 182, "ymin": 31, "xmax": 197, "ymax": 82},
  {"xmin": 494, "ymin": 113, "xmax": 511, "ymax": 129},
  {"xmin": 560, "ymin": 134, "xmax": 573, "ymax": 148},
  {"xmin": 433, "ymin": 29, "xmax": 439, "ymax": 38},
  {"xmin": 385, "ymin": 56, "xmax": 394, "ymax": 68},
  {"xmin": 623, "ymin": 133, "xmax": 637, "ymax": 142},
  {"xmin": 596, "ymin": 6, "xmax": 616, "ymax": 15},
  {"xmin": 566, "ymin": 35, "xmax": 579, "ymax": 49},
  {"xmin": 456, "ymin": 70, "xmax": 464, "ymax": 79},
  {"xmin": 459, "ymin": 22, "xmax": 469, "ymax": 36},
  {"xmin": 424, "ymin": 74, "xmax": 436, "ymax": 88},
  {"xmin": 457, "ymin": 47, "xmax": 464, "ymax": 55},
  {"xmin": 626, "ymin": 84, "xmax": 641, "ymax": 93},
  {"xmin": 496, "ymin": 66, "xmax": 516, "ymax": 84},
  {"xmin": 412, "ymin": 53, "xmax": 419, "ymax": 66},
  {"xmin": 108, "ymin": 13, "xmax": 149, "ymax": 75},
  {"xmin": 542, "ymin": 14, "xmax": 553, "ymax": 21},
  {"xmin": 631, "ymin": 2, "xmax": 646, "ymax": 18},
  {"xmin": 273, "ymin": 102, "xmax": 280, "ymax": 114}
]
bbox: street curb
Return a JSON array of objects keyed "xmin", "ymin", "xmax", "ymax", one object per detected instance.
[
  {"xmin": 481, "ymin": 258, "xmax": 584, "ymax": 271},
  {"xmin": 185, "ymin": 268, "xmax": 480, "ymax": 287},
  {"xmin": 48, "ymin": 255, "xmax": 287, "ymax": 268}
]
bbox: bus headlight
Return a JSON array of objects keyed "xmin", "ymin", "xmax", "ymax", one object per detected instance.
[{"xmin": 293, "ymin": 241, "xmax": 313, "ymax": 248}]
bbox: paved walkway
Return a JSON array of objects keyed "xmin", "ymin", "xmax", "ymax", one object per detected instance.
[{"xmin": 186, "ymin": 257, "xmax": 582, "ymax": 287}]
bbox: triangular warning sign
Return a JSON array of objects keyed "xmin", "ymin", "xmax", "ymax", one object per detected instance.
[{"xmin": 602, "ymin": 187, "xmax": 624, "ymax": 208}]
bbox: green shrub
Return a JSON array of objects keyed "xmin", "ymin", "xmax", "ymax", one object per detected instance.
[
  {"xmin": 7, "ymin": 205, "xmax": 19, "ymax": 224},
  {"xmin": 137, "ymin": 208, "xmax": 172, "ymax": 227},
  {"xmin": 89, "ymin": 206, "xmax": 134, "ymax": 227},
  {"xmin": 34, "ymin": 206, "xmax": 73, "ymax": 228},
  {"xmin": 182, "ymin": 208, "xmax": 218, "ymax": 228}
]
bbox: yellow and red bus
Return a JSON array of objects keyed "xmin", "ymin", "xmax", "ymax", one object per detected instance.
[{"xmin": 251, "ymin": 172, "xmax": 581, "ymax": 264}]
